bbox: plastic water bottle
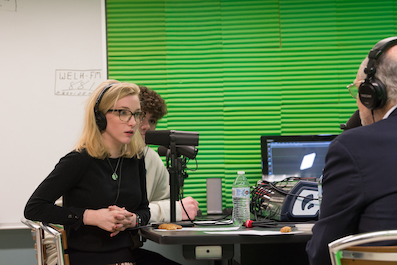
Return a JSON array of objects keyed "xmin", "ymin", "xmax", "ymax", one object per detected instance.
[{"xmin": 232, "ymin": 171, "xmax": 251, "ymax": 225}]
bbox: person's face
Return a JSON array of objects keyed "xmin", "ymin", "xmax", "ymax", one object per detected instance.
[
  {"xmin": 102, "ymin": 94, "xmax": 141, "ymax": 149},
  {"xmin": 139, "ymin": 112, "xmax": 158, "ymax": 140}
]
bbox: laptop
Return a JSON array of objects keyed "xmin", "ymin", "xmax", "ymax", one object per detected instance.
[{"xmin": 261, "ymin": 135, "xmax": 337, "ymax": 182}]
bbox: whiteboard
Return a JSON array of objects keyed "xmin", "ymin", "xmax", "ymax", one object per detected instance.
[{"xmin": 0, "ymin": 0, "xmax": 107, "ymax": 228}]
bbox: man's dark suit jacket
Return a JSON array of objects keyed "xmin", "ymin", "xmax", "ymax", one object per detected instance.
[{"xmin": 306, "ymin": 108, "xmax": 397, "ymax": 265}]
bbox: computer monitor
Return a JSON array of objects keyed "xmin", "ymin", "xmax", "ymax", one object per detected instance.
[{"xmin": 261, "ymin": 135, "xmax": 337, "ymax": 181}]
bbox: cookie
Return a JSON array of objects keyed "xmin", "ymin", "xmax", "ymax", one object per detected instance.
[
  {"xmin": 280, "ymin": 226, "xmax": 292, "ymax": 233},
  {"xmin": 158, "ymin": 223, "xmax": 183, "ymax": 230}
]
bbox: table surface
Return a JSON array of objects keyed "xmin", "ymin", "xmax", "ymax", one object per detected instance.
[{"xmin": 140, "ymin": 223, "xmax": 313, "ymax": 246}]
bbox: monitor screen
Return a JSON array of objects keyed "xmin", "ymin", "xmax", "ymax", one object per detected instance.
[{"xmin": 261, "ymin": 135, "xmax": 337, "ymax": 180}]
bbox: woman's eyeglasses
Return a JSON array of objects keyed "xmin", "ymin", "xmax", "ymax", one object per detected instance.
[{"xmin": 107, "ymin": 109, "xmax": 146, "ymax": 122}]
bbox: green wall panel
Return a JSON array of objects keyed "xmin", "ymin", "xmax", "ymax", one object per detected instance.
[{"xmin": 106, "ymin": 0, "xmax": 397, "ymax": 214}]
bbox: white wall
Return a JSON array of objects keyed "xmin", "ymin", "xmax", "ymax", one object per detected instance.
[{"xmin": 0, "ymin": 0, "xmax": 106, "ymax": 228}]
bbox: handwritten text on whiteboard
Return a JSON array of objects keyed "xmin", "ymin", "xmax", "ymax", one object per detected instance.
[{"xmin": 55, "ymin": 69, "xmax": 103, "ymax": 96}]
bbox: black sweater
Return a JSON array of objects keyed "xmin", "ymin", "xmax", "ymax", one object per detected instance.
[{"xmin": 24, "ymin": 150, "xmax": 150, "ymax": 264}]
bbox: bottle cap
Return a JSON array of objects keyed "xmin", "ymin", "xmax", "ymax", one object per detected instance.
[{"xmin": 237, "ymin": 171, "xmax": 245, "ymax": 175}]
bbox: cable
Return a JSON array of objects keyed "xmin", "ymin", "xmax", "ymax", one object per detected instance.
[
  {"xmin": 250, "ymin": 182, "xmax": 284, "ymax": 220},
  {"xmin": 250, "ymin": 177, "xmax": 319, "ymax": 221},
  {"xmin": 185, "ymin": 157, "xmax": 198, "ymax": 171},
  {"xmin": 268, "ymin": 182, "xmax": 319, "ymax": 200},
  {"xmin": 179, "ymin": 193, "xmax": 194, "ymax": 224},
  {"xmin": 175, "ymin": 154, "xmax": 199, "ymax": 224}
]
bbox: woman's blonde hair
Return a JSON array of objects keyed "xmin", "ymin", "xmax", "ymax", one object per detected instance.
[{"xmin": 75, "ymin": 79, "xmax": 145, "ymax": 159}]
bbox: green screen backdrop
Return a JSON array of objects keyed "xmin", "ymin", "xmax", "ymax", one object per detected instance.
[{"xmin": 106, "ymin": 0, "xmax": 397, "ymax": 214}]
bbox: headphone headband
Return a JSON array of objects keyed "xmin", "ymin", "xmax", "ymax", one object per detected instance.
[
  {"xmin": 365, "ymin": 37, "xmax": 397, "ymax": 77},
  {"xmin": 94, "ymin": 83, "xmax": 115, "ymax": 113}
]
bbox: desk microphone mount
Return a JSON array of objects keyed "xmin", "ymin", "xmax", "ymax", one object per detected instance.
[{"xmin": 146, "ymin": 130, "xmax": 199, "ymax": 222}]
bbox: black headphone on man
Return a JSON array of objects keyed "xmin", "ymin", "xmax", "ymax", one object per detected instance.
[
  {"xmin": 94, "ymin": 83, "xmax": 115, "ymax": 131},
  {"xmin": 359, "ymin": 37, "xmax": 397, "ymax": 110}
]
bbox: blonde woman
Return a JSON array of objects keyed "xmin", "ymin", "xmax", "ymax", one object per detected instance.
[{"xmin": 25, "ymin": 80, "xmax": 179, "ymax": 265}]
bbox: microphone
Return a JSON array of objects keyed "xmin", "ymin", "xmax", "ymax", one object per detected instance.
[
  {"xmin": 340, "ymin": 110, "xmax": 361, "ymax": 131},
  {"xmin": 158, "ymin": 145, "xmax": 198, "ymax": 159},
  {"xmin": 157, "ymin": 146, "xmax": 170, "ymax": 157},
  {"xmin": 145, "ymin": 130, "xmax": 199, "ymax": 147}
]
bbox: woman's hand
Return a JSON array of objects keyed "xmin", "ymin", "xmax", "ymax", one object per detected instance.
[
  {"xmin": 108, "ymin": 205, "xmax": 138, "ymax": 236},
  {"xmin": 83, "ymin": 206, "xmax": 136, "ymax": 237}
]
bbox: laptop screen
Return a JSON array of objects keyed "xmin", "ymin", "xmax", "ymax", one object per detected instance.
[{"xmin": 261, "ymin": 135, "xmax": 337, "ymax": 180}]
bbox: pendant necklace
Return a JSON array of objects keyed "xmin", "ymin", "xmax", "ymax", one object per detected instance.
[{"xmin": 106, "ymin": 157, "xmax": 123, "ymax": 180}]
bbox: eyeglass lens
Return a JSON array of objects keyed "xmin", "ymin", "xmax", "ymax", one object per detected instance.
[{"xmin": 347, "ymin": 83, "xmax": 359, "ymax": 99}]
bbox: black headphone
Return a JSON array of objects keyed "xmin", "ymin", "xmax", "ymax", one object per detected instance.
[
  {"xmin": 94, "ymin": 83, "xmax": 115, "ymax": 131},
  {"xmin": 359, "ymin": 37, "xmax": 397, "ymax": 110}
]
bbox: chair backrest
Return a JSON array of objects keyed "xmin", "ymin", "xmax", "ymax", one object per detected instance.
[
  {"xmin": 328, "ymin": 230, "xmax": 397, "ymax": 265},
  {"xmin": 21, "ymin": 217, "xmax": 44, "ymax": 265},
  {"xmin": 40, "ymin": 222, "xmax": 69, "ymax": 265}
]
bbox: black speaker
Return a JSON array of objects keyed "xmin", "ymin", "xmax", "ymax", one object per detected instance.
[
  {"xmin": 94, "ymin": 83, "xmax": 114, "ymax": 131},
  {"xmin": 359, "ymin": 37, "xmax": 397, "ymax": 110}
]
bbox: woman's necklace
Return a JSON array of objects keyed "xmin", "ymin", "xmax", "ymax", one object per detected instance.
[{"xmin": 106, "ymin": 157, "xmax": 123, "ymax": 180}]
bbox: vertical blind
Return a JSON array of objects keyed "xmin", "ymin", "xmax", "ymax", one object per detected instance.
[{"xmin": 106, "ymin": 0, "xmax": 397, "ymax": 213}]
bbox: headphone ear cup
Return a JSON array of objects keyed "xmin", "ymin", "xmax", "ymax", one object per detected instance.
[
  {"xmin": 93, "ymin": 83, "xmax": 115, "ymax": 132},
  {"xmin": 95, "ymin": 111, "xmax": 107, "ymax": 131},
  {"xmin": 359, "ymin": 79, "xmax": 387, "ymax": 110}
]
